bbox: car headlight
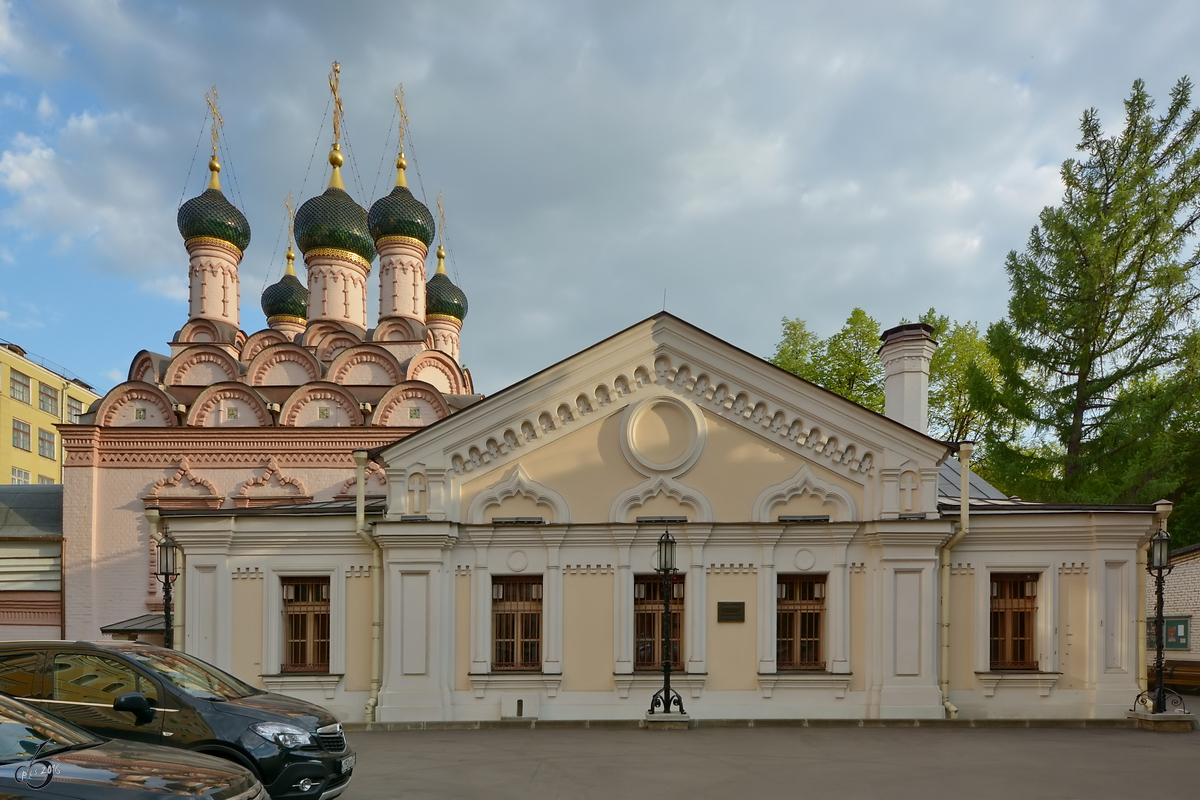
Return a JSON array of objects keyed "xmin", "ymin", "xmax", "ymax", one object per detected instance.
[{"xmin": 251, "ymin": 722, "xmax": 315, "ymax": 749}]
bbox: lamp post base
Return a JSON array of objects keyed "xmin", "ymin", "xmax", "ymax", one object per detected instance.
[
  {"xmin": 1126, "ymin": 710, "xmax": 1197, "ymax": 732},
  {"xmin": 644, "ymin": 713, "xmax": 690, "ymax": 730}
]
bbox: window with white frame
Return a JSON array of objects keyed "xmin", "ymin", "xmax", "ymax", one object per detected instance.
[
  {"xmin": 37, "ymin": 475, "xmax": 54, "ymax": 485},
  {"xmin": 9, "ymin": 371, "xmax": 29, "ymax": 404},
  {"xmin": 492, "ymin": 576, "xmax": 543, "ymax": 671},
  {"xmin": 38, "ymin": 383, "xmax": 58, "ymax": 416},
  {"xmin": 67, "ymin": 396, "xmax": 84, "ymax": 423},
  {"xmin": 11, "ymin": 420, "xmax": 30, "ymax": 451},
  {"xmin": 634, "ymin": 574, "xmax": 684, "ymax": 671},
  {"xmin": 37, "ymin": 429, "xmax": 54, "ymax": 459},
  {"xmin": 777, "ymin": 574, "xmax": 826, "ymax": 670},
  {"xmin": 281, "ymin": 577, "xmax": 331, "ymax": 673},
  {"xmin": 11, "ymin": 468, "xmax": 30, "ymax": 485},
  {"xmin": 990, "ymin": 573, "xmax": 1039, "ymax": 670}
]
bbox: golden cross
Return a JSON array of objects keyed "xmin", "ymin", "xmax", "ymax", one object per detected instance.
[
  {"xmin": 284, "ymin": 193, "xmax": 295, "ymax": 244},
  {"xmin": 394, "ymin": 84, "xmax": 408, "ymax": 154},
  {"xmin": 437, "ymin": 191, "xmax": 446, "ymax": 246},
  {"xmin": 328, "ymin": 62, "xmax": 343, "ymax": 145},
  {"xmin": 206, "ymin": 86, "xmax": 222, "ymax": 156}
]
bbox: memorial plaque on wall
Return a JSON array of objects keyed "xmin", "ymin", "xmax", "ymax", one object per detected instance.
[{"xmin": 717, "ymin": 601, "xmax": 745, "ymax": 623}]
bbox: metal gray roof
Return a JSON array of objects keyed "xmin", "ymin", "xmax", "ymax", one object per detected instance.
[
  {"xmin": 100, "ymin": 613, "xmax": 165, "ymax": 634},
  {"xmin": 0, "ymin": 485, "xmax": 63, "ymax": 539},
  {"xmin": 937, "ymin": 458, "xmax": 1008, "ymax": 500}
]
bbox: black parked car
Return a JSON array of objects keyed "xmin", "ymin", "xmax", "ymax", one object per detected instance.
[
  {"xmin": 0, "ymin": 642, "xmax": 354, "ymax": 800},
  {"xmin": 0, "ymin": 690, "xmax": 264, "ymax": 798}
]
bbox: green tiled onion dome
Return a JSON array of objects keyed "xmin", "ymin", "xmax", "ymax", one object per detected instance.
[
  {"xmin": 261, "ymin": 248, "xmax": 308, "ymax": 320},
  {"xmin": 177, "ymin": 158, "xmax": 251, "ymax": 252},
  {"xmin": 294, "ymin": 146, "xmax": 377, "ymax": 264},
  {"xmin": 426, "ymin": 246, "xmax": 468, "ymax": 322},
  {"xmin": 368, "ymin": 155, "xmax": 435, "ymax": 246}
]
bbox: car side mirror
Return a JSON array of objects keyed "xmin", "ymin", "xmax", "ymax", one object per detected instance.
[{"xmin": 113, "ymin": 692, "xmax": 156, "ymax": 726}]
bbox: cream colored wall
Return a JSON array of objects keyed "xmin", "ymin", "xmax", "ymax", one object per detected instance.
[
  {"xmin": 1059, "ymin": 572, "xmax": 1089, "ymax": 690},
  {"xmin": 562, "ymin": 573, "xmax": 614, "ymax": 692},
  {"xmin": 343, "ymin": 575, "xmax": 372, "ymax": 692},
  {"xmin": 686, "ymin": 413, "xmax": 862, "ymax": 521},
  {"xmin": 849, "ymin": 569, "xmax": 866, "ymax": 692},
  {"xmin": 949, "ymin": 573, "xmax": 975, "ymax": 690},
  {"xmin": 484, "ymin": 494, "xmax": 553, "ymax": 522},
  {"xmin": 230, "ymin": 578, "xmax": 264, "ymax": 688},
  {"xmin": 705, "ymin": 573, "xmax": 758, "ymax": 691},
  {"xmin": 459, "ymin": 414, "xmax": 643, "ymax": 522},
  {"xmin": 456, "ymin": 573, "xmax": 470, "ymax": 692},
  {"xmin": 457, "ymin": 407, "xmax": 865, "ymax": 525}
]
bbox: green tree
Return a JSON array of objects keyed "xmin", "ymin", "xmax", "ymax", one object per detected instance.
[
  {"xmin": 971, "ymin": 77, "xmax": 1200, "ymax": 505},
  {"xmin": 919, "ymin": 309, "xmax": 1002, "ymax": 444},
  {"xmin": 770, "ymin": 309, "xmax": 884, "ymax": 412}
]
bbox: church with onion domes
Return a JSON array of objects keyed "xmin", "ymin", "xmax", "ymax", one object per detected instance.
[{"xmin": 57, "ymin": 72, "xmax": 1174, "ymax": 728}]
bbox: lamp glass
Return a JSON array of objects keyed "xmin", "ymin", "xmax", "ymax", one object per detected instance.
[
  {"xmin": 156, "ymin": 537, "xmax": 178, "ymax": 577},
  {"xmin": 658, "ymin": 531, "xmax": 676, "ymax": 572},
  {"xmin": 1150, "ymin": 528, "xmax": 1171, "ymax": 570}
]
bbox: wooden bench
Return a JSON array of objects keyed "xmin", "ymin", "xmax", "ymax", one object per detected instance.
[{"xmin": 1163, "ymin": 660, "xmax": 1200, "ymax": 693}]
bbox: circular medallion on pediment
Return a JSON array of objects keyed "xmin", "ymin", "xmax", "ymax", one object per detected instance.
[
  {"xmin": 794, "ymin": 549, "xmax": 816, "ymax": 571},
  {"xmin": 507, "ymin": 551, "xmax": 528, "ymax": 572},
  {"xmin": 620, "ymin": 395, "xmax": 706, "ymax": 477}
]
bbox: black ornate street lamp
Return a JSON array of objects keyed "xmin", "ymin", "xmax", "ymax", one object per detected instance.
[
  {"xmin": 1135, "ymin": 527, "xmax": 1186, "ymax": 715},
  {"xmin": 154, "ymin": 534, "xmax": 180, "ymax": 649},
  {"xmin": 648, "ymin": 530, "xmax": 685, "ymax": 716}
]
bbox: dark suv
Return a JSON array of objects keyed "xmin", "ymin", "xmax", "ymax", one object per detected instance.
[{"xmin": 0, "ymin": 641, "xmax": 354, "ymax": 800}]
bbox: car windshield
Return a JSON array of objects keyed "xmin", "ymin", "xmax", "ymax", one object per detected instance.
[
  {"xmin": 0, "ymin": 693, "xmax": 100, "ymax": 763},
  {"xmin": 128, "ymin": 650, "xmax": 258, "ymax": 701}
]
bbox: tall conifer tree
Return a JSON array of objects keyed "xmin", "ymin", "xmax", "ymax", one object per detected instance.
[{"xmin": 971, "ymin": 78, "xmax": 1200, "ymax": 503}]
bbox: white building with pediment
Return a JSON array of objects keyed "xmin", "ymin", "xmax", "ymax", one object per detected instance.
[{"xmin": 155, "ymin": 313, "xmax": 1166, "ymax": 724}]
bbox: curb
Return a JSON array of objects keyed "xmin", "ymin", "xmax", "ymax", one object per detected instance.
[{"xmin": 344, "ymin": 717, "xmax": 1150, "ymax": 732}]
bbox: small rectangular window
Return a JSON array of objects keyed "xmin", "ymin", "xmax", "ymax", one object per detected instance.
[
  {"xmin": 37, "ymin": 475, "xmax": 54, "ymax": 485},
  {"xmin": 11, "ymin": 468, "xmax": 30, "ymax": 485},
  {"xmin": 12, "ymin": 420, "xmax": 31, "ymax": 451},
  {"xmin": 38, "ymin": 383, "xmax": 59, "ymax": 416},
  {"xmin": 777, "ymin": 574, "xmax": 827, "ymax": 670},
  {"xmin": 492, "ymin": 576, "xmax": 543, "ymax": 671},
  {"xmin": 9, "ymin": 370, "xmax": 30, "ymax": 403},
  {"xmin": 67, "ymin": 396, "xmax": 84, "ymax": 423},
  {"xmin": 37, "ymin": 429, "xmax": 55, "ymax": 459},
  {"xmin": 634, "ymin": 575, "xmax": 685, "ymax": 671},
  {"xmin": 990, "ymin": 573, "xmax": 1039, "ymax": 670},
  {"xmin": 282, "ymin": 577, "xmax": 331, "ymax": 673}
]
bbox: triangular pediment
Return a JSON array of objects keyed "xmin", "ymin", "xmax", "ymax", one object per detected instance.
[{"xmin": 376, "ymin": 313, "xmax": 952, "ymax": 523}]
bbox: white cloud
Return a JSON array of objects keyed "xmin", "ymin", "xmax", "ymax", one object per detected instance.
[
  {"xmin": 36, "ymin": 93, "xmax": 56, "ymax": 121},
  {"xmin": 104, "ymin": 368, "xmax": 124, "ymax": 384}
]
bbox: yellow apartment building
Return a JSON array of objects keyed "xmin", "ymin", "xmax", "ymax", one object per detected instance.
[{"xmin": 0, "ymin": 340, "xmax": 100, "ymax": 486}]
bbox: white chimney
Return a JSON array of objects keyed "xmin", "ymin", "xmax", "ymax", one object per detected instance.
[{"xmin": 878, "ymin": 323, "xmax": 937, "ymax": 433}]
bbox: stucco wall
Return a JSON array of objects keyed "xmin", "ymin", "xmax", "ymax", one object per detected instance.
[
  {"xmin": 343, "ymin": 574, "xmax": 372, "ymax": 692},
  {"xmin": 561, "ymin": 572, "xmax": 614, "ymax": 692},
  {"xmin": 230, "ymin": 576, "xmax": 264, "ymax": 688},
  {"xmin": 705, "ymin": 573, "xmax": 758, "ymax": 691},
  {"xmin": 948, "ymin": 571, "xmax": 974, "ymax": 690}
]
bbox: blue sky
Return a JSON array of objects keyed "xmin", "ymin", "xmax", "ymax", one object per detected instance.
[{"xmin": 1, "ymin": 0, "xmax": 1197, "ymax": 394}]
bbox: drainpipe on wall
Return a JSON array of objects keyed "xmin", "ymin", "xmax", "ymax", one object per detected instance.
[
  {"xmin": 353, "ymin": 450, "xmax": 382, "ymax": 723},
  {"xmin": 939, "ymin": 441, "xmax": 973, "ymax": 719}
]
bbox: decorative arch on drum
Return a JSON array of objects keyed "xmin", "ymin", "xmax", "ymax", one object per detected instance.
[
  {"xmin": 327, "ymin": 344, "xmax": 405, "ymax": 386},
  {"xmin": 241, "ymin": 329, "xmax": 288, "ymax": 362},
  {"xmin": 372, "ymin": 318, "xmax": 424, "ymax": 342},
  {"xmin": 95, "ymin": 382, "xmax": 179, "ymax": 427},
  {"xmin": 127, "ymin": 350, "xmax": 167, "ymax": 385},
  {"xmin": 244, "ymin": 343, "xmax": 324, "ymax": 387},
  {"xmin": 279, "ymin": 382, "xmax": 363, "ymax": 427},
  {"xmin": 371, "ymin": 381, "xmax": 450, "ymax": 426},
  {"xmin": 315, "ymin": 332, "xmax": 364, "ymax": 363},
  {"xmin": 187, "ymin": 382, "xmax": 273, "ymax": 427},
  {"xmin": 165, "ymin": 345, "xmax": 241, "ymax": 386},
  {"xmin": 405, "ymin": 349, "xmax": 464, "ymax": 394}
]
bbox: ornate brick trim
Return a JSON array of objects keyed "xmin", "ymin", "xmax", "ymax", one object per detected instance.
[{"xmin": 143, "ymin": 457, "xmax": 221, "ymax": 509}]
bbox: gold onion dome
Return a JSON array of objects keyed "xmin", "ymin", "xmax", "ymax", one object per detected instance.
[
  {"xmin": 368, "ymin": 154, "xmax": 435, "ymax": 246},
  {"xmin": 293, "ymin": 145, "xmax": 377, "ymax": 264},
  {"xmin": 177, "ymin": 157, "xmax": 251, "ymax": 252},
  {"xmin": 425, "ymin": 246, "xmax": 467, "ymax": 322},
  {"xmin": 261, "ymin": 247, "xmax": 308, "ymax": 321}
]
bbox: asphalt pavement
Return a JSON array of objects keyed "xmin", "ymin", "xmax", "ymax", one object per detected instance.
[{"xmin": 342, "ymin": 724, "xmax": 1199, "ymax": 799}]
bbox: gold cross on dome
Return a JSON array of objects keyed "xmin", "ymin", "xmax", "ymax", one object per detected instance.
[{"xmin": 206, "ymin": 86, "xmax": 222, "ymax": 157}]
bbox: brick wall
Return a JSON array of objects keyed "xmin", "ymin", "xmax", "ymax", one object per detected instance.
[{"xmin": 1146, "ymin": 547, "xmax": 1200, "ymax": 661}]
